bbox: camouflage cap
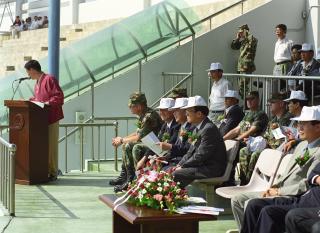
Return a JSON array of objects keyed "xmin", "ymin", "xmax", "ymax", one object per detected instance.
[
  {"xmin": 238, "ymin": 24, "xmax": 249, "ymax": 32},
  {"xmin": 246, "ymin": 91, "xmax": 259, "ymax": 99},
  {"xmin": 128, "ymin": 92, "xmax": 147, "ymax": 106},
  {"xmin": 169, "ymin": 88, "xmax": 188, "ymax": 98},
  {"xmin": 268, "ymin": 92, "xmax": 288, "ymax": 103}
]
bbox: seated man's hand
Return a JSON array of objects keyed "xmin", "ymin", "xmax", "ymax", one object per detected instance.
[
  {"xmin": 136, "ymin": 156, "xmax": 147, "ymax": 171},
  {"xmin": 112, "ymin": 137, "xmax": 123, "ymax": 147},
  {"xmin": 283, "ymin": 140, "xmax": 296, "ymax": 153},
  {"xmin": 156, "ymin": 142, "xmax": 172, "ymax": 151},
  {"xmin": 174, "ymin": 165, "xmax": 182, "ymax": 171},
  {"xmin": 262, "ymin": 188, "xmax": 279, "ymax": 197}
]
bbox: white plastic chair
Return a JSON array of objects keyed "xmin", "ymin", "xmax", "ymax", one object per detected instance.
[
  {"xmin": 190, "ymin": 140, "xmax": 239, "ymax": 206},
  {"xmin": 270, "ymin": 153, "xmax": 294, "ymax": 184},
  {"xmin": 216, "ymin": 148, "xmax": 282, "ymax": 199}
]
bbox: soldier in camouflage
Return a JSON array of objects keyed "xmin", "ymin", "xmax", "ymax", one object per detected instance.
[
  {"xmin": 223, "ymin": 91, "xmax": 268, "ymax": 185},
  {"xmin": 110, "ymin": 92, "xmax": 162, "ymax": 192},
  {"xmin": 239, "ymin": 92, "xmax": 292, "ymax": 185},
  {"xmin": 231, "ymin": 24, "xmax": 258, "ymax": 98}
]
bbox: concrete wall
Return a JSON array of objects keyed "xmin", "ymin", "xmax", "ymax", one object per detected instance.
[
  {"xmin": 58, "ymin": 0, "xmax": 309, "ymax": 170},
  {"xmin": 306, "ymin": 0, "xmax": 320, "ymax": 56}
]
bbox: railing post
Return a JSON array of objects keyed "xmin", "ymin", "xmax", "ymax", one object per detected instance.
[
  {"xmin": 114, "ymin": 121, "xmax": 119, "ymax": 171},
  {"xmin": 64, "ymin": 127, "xmax": 68, "ymax": 173},
  {"xmin": 138, "ymin": 61, "xmax": 142, "ymax": 92},
  {"xmin": 98, "ymin": 126, "xmax": 101, "ymax": 172},
  {"xmin": 190, "ymin": 35, "xmax": 195, "ymax": 95},
  {"xmin": 80, "ymin": 126, "xmax": 84, "ymax": 172},
  {"xmin": 9, "ymin": 145, "xmax": 15, "ymax": 216}
]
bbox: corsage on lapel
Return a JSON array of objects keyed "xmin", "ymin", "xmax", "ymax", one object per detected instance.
[
  {"xmin": 295, "ymin": 149, "xmax": 310, "ymax": 166},
  {"xmin": 161, "ymin": 132, "xmax": 170, "ymax": 142},
  {"xmin": 188, "ymin": 132, "xmax": 199, "ymax": 146}
]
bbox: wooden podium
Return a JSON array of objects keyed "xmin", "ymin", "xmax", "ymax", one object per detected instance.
[{"xmin": 4, "ymin": 100, "xmax": 49, "ymax": 185}]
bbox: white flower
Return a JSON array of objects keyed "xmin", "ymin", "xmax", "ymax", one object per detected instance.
[
  {"xmin": 141, "ymin": 189, "xmax": 147, "ymax": 194},
  {"xmin": 163, "ymin": 182, "xmax": 169, "ymax": 187},
  {"xmin": 157, "ymin": 187, "xmax": 163, "ymax": 192},
  {"xmin": 157, "ymin": 183, "xmax": 161, "ymax": 186},
  {"xmin": 145, "ymin": 182, "xmax": 151, "ymax": 188},
  {"xmin": 138, "ymin": 192, "xmax": 143, "ymax": 199}
]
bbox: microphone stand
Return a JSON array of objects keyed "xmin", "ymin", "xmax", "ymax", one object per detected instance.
[
  {"xmin": 11, "ymin": 79, "xmax": 21, "ymax": 100},
  {"xmin": 11, "ymin": 79, "xmax": 24, "ymax": 100}
]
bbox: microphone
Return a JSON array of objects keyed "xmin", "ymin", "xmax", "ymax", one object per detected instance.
[
  {"xmin": 11, "ymin": 77, "xmax": 30, "ymax": 100},
  {"xmin": 15, "ymin": 77, "xmax": 31, "ymax": 82}
]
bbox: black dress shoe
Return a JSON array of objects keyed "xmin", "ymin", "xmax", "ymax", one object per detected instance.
[{"xmin": 114, "ymin": 182, "xmax": 129, "ymax": 193}]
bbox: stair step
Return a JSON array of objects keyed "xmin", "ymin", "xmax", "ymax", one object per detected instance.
[
  {"xmin": 59, "ymin": 37, "xmax": 66, "ymax": 41},
  {"xmin": 86, "ymin": 159, "xmax": 121, "ymax": 172},
  {"xmin": 40, "ymin": 46, "xmax": 48, "ymax": 51}
]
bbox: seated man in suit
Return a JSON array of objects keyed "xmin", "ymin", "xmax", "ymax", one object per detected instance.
[
  {"xmin": 172, "ymin": 96, "xmax": 227, "ymax": 188},
  {"xmin": 219, "ymin": 90, "xmax": 244, "ymax": 137},
  {"xmin": 241, "ymin": 106, "xmax": 320, "ymax": 233},
  {"xmin": 231, "ymin": 105, "xmax": 320, "ymax": 232},
  {"xmin": 134, "ymin": 98, "xmax": 181, "ymax": 171}
]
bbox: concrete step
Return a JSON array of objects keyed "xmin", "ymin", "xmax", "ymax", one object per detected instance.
[{"xmin": 86, "ymin": 159, "xmax": 121, "ymax": 172}]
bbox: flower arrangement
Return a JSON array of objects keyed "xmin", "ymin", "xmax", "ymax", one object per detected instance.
[
  {"xmin": 295, "ymin": 149, "xmax": 310, "ymax": 166},
  {"xmin": 161, "ymin": 132, "xmax": 170, "ymax": 142},
  {"xmin": 127, "ymin": 162, "xmax": 188, "ymax": 213}
]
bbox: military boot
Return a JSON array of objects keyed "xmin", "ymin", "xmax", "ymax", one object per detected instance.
[
  {"xmin": 114, "ymin": 167, "xmax": 136, "ymax": 193},
  {"xmin": 109, "ymin": 164, "xmax": 127, "ymax": 186}
]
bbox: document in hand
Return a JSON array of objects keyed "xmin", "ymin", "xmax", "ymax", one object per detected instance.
[{"xmin": 141, "ymin": 131, "xmax": 168, "ymax": 157}]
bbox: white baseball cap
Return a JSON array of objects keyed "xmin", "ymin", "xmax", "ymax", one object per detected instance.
[
  {"xmin": 224, "ymin": 90, "xmax": 240, "ymax": 100},
  {"xmin": 299, "ymin": 43, "xmax": 314, "ymax": 52},
  {"xmin": 291, "ymin": 106, "xmax": 320, "ymax": 121},
  {"xmin": 206, "ymin": 62, "xmax": 223, "ymax": 71},
  {"xmin": 156, "ymin": 98, "xmax": 175, "ymax": 109},
  {"xmin": 182, "ymin": 96, "xmax": 207, "ymax": 109},
  {"xmin": 170, "ymin": 98, "xmax": 189, "ymax": 110},
  {"xmin": 284, "ymin": 90, "xmax": 308, "ymax": 102}
]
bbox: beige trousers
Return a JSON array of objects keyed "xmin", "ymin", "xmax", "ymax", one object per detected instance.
[{"xmin": 48, "ymin": 122, "xmax": 59, "ymax": 177}]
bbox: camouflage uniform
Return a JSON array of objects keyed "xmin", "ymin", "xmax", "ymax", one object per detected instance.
[
  {"xmin": 238, "ymin": 109, "xmax": 269, "ymax": 185},
  {"xmin": 239, "ymin": 91, "xmax": 291, "ymax": 185},
  {"xmin": 231, "ymin": 24, "xmax": 258, "ymax": 98},
  {"xmin": 122, "ymin": 93, "xmax": 162, "ymax": 173}
]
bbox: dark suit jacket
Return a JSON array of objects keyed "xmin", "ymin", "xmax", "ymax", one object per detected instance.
[
  {"xmin": 308, "ymin": 162, "xmax": 320, "ymax": 186},
  {"xmin": 178, "ymin": 117, "xmax": 227, "ymax": 178},
  {"xmin": 219, "ymin": 104, "xmax": 244, "ymax": 136},
  {"xmin": 167, "ymin": 122, "xmax": 195, "ymax": 160}
]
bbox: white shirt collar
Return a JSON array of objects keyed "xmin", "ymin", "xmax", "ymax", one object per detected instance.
[
  {"xmin": 167, "ymin": 120, "xmax": 173, "ymax": 129},
  {"xmin": 196, "ymin": 119, "xmax": 205, "ymax": 130}
]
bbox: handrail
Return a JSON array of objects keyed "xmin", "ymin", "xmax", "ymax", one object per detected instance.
[
  {"xmin": 58, "ymin": 117, "xmax": 93, "ymax": 143},
  {"xmin": 150, "ymin": 73, "xmax": 192, "ymax": 108},
  {"xmin": 0, "ymin": 136, "xmax": 16, "ymax": 216},
  {"xmin": 59, "ymin": 121, "xmax": 120, "ymax": 172},
  {"xmin": 191, "ymin": 0, "xmax": 246, "ymax": 28}
]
